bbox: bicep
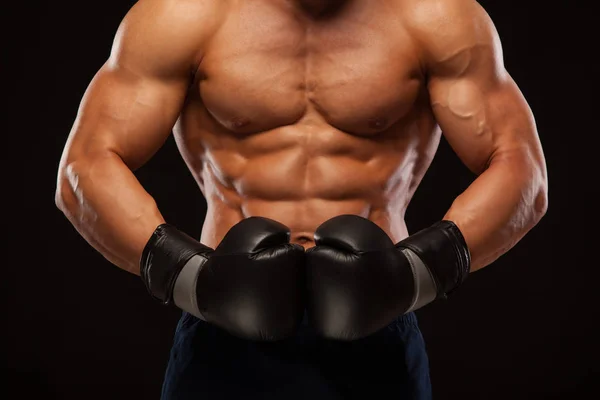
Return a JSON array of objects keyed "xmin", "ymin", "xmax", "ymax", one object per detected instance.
[
  {"xmin": 63, "ymin": 0, "xmax": 213, "ymax": 170},
  {"xmin": 429, "ymin": 71, "xmax": 540, "ymax": 174},
  {"xmin": 67, "ymin": 63, "xmax": 189, "ymax": 170},
  {"xmin": 419, "ymin": 0, "xmax": 542, "ymax": 175}
]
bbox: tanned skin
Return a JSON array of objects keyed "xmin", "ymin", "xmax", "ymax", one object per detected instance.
[{"xmin": 56, "ymin": 0, "xmax": 547, "ymax": 276}]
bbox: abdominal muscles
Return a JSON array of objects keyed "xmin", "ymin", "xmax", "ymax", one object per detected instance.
[{"xmin": 174, "ymin": 103, "xmax": 439, "ymax": 249}]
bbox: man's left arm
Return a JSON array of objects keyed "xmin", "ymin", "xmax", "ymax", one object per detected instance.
[{"xmin": 420, "ymin": 0, "xmax": 548, "ymax": 271}]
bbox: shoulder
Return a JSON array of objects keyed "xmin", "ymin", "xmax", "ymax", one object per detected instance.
[
  {"xmin": 401, "ymin": 0, "xmax": 494, "ymax": 35},
  {"xmin": 119, "ymin": 0, "xmax": 228, "ymax": 43},
  {"xmin": 110, "ymin": 0, "xmax": 229, "ymax": 73},
  {"xmin": 125, "ymin": 0, "xmax": 227, "ymax": 22},
  {"xmin": 400, "ymin": 0, "xmax": 502, "ymax": 73}
]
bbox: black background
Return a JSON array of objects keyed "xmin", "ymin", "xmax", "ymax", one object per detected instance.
[{"xmin": 4, "ymin": 1, "xmax": 598, "ymax": 399}]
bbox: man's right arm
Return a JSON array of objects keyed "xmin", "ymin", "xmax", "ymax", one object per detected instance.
[{"xmin": 55, "ymin": 0, "xmax": 222, "ymax": 275}]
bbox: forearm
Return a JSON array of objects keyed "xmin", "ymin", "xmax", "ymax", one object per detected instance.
[
  {"xmin": 443, "ymin": 150, "xmax": 547, "ymax": 272},
  {"xmin": 56, "ymin": 150, "xmax": 165, "ymax": 275}
]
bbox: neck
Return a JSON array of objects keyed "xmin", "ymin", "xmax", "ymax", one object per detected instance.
[{"xmin": 294, "ymin": 0, "xmax": 349, "ymax": 16}]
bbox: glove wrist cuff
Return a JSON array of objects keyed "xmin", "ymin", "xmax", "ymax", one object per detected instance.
[
  {"xmin": 396, "ymin": 220, "xmax": 471, "ymax": 298},
  {"xmin": 140, "ymin": 224, "xmax": 212, "ymax": 305}
]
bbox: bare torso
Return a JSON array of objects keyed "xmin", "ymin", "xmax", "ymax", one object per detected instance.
[
  {"xmin": 174, "ymin": 0, "xmax": 440, "ymax": 248},
  {"xmin": 57, "ymin": 0, "xmax": 546, "ymax": 274}
]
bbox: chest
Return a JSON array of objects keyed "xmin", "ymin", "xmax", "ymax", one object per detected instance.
[{"xmin": 197, "ymin": 2, "xmax": 424, "ymax": 134}]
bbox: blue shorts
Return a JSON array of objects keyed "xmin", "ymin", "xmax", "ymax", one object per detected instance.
[{"xmin": 161, "ymin": 312, "xmax": 431, "ymax": 400}]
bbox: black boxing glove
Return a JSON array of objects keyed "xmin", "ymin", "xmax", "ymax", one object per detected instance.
[
  {"xmin": 306, "ymin": 214, "xmax": 470, "ymax": 341},
  {"xmin": 140, "ymin": 217, "xmax": 306, "ymax": 341}
]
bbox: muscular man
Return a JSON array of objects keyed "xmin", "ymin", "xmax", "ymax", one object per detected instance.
[{"xmin": 55, "ymin": 0, "xmax": 548, "ymax": 398}]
